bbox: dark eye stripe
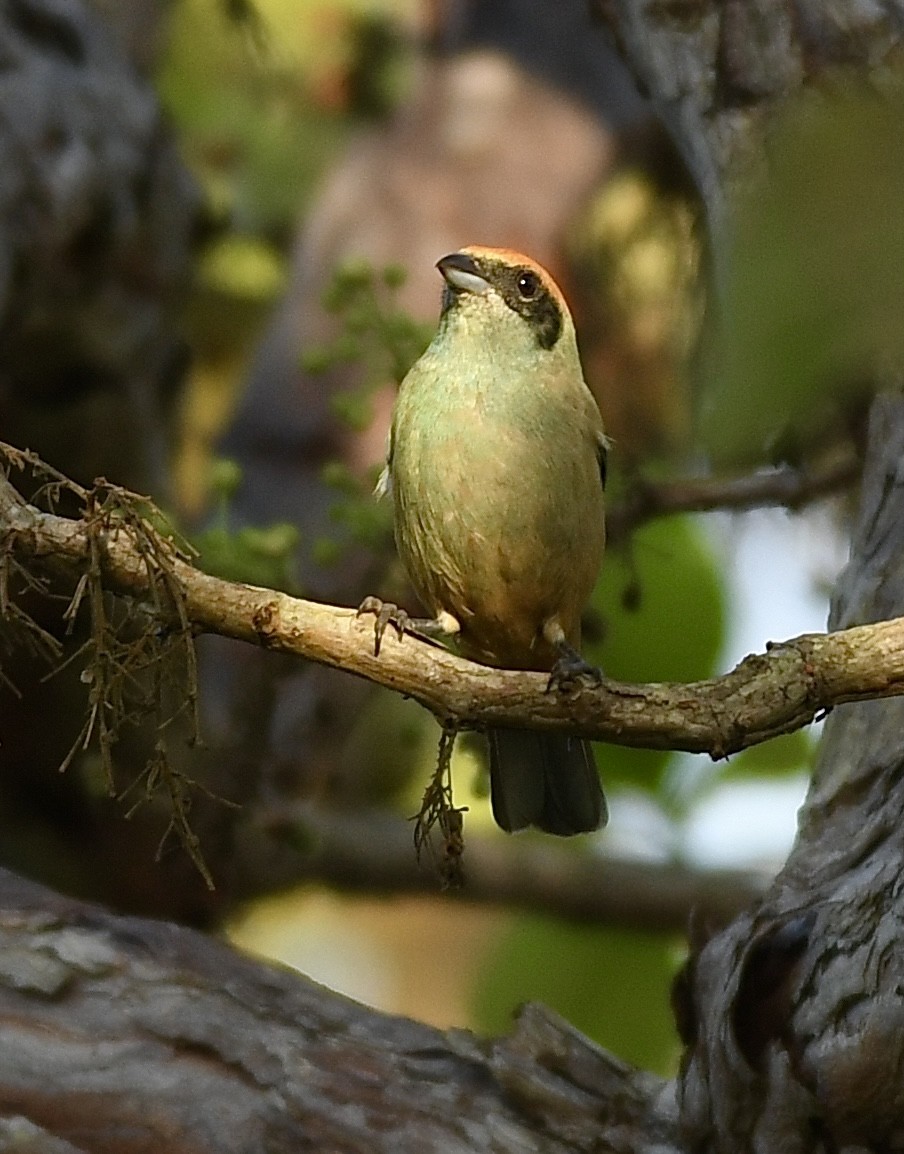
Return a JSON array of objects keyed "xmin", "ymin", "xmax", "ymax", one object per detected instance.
[
  {"xmin": 495, "ymin": 266, "xmax": 562, "ymax": 350},
  {"xmin": 440, "ymin": 255, "xmax": 565, "ymax": 350}
]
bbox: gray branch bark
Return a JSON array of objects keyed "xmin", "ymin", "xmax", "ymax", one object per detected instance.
[
  {"xmin": 0, "ymin": 867, "xmax": 678, "ymax": 1154},
  {"xmin": 260, "ymin": 803, "xmax": 767, "ymax": 931}
]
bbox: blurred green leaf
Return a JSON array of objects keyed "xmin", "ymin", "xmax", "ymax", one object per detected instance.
[
  {"xmin": 208, "ymin": 458, "xmax": 244, "ymax": 500},
  {"xmin": 473, "ymin": 917, "xmax": 680, "ymax": 1074},
  {"xmin": 199, "ymin": 234, "xmax": 287, "ymax": 301},
  {"xmin": 701, "ymin": 84, "xmax": 904, "ymax": 467},
  {"xmin": 587, "ymin": 514, "xmax": 725, "ymax": 791},
  {"xmin": 312, "ymin": 260, "xmax": 434, "ymax": 392},
  {"xmin": 195, "ymin": 523, "xmax": 300, "ymax": 589},
  {"xmin": 594, "ymin": 515, "xmax": 724, "ymax": 682},
  {"xmin": 720, "ymin": 728, "xmax": 816, "ymax": 782}
]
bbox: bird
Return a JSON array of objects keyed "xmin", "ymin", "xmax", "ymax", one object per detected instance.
[{"xmin": 367, "ymin": 245, "xmax": 608, "ymax": 835}]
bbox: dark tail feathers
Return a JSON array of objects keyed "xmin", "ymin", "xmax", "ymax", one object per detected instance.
[{"xmin": 487, "ymin": 727, "xmax": 607, "ymax": 836}]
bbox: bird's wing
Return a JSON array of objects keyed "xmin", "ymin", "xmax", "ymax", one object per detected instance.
[
  {"xmin": 596, "ymin": 431, "xmax": 610, "ymax": 492},
  {"xmin": 374, "ymin": 465, "xmax": 391, "ymax": 499},
  {"xmin": 374, "ymin": 428, "xmax": 394, "ymax": 499}
]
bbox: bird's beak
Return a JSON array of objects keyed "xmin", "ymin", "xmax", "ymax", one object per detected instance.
[{"xmin": 436, "ymin": 252, "xmax": 490, "ymax": 295}]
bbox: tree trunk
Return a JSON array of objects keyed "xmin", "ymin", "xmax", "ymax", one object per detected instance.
[
  {"xmin": 597, "ymin": 0, "xmax": 904, "ymax": 230},
  {"xmin": 0, "ymin": 0, "xmax": 206, "ymax": 922},
  {"xmin": 677, "ymin": 394, "xmax": 904, "ymax": 1152}
]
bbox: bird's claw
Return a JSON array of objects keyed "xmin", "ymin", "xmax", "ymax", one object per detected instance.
[
  {"xmin": 546, "ymin": 650, "xmax": 604, "ymax": 693},
  {"xmin": 357, "ymin": 596, "xmax": 411, "ymax": 657}
]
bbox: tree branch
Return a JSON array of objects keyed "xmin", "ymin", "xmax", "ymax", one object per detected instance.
[
  {"xmin": 2, "ymin": 467, "xmax": 903, "ymax": 761},
  {"xmin": 261, "ymin": 803, "xmax": 767, "ymax": 930},
  {"xmin": 606, "ymin": 448, "xmax": 860, "ymax": 542}
]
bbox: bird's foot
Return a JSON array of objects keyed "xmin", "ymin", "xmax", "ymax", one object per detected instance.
[
  {"xmin": 547, "ymin": 642, "xmax": 604, "ymax": 693},
  {"xmin": 357, "ymin": 597, "xmax": 411, "ymax": 657},
  {"xmin": 357, "ymin": 598, "xmax": 457, "ymax": 656}
]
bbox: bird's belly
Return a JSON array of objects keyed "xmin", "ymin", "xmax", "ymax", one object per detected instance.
[{"xmin": 392, "ymin": 424, "xmax": 604, "ymax": 670}]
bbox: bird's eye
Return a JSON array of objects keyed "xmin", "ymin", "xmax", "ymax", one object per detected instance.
[{"xmin": 517, "ymin": 270, "xmax": 539, "ymax": 298}]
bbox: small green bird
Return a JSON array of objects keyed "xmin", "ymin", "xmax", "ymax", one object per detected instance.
[{"xmin": 372, "ymin": 246, "xmax": 608, "ymax": 835}]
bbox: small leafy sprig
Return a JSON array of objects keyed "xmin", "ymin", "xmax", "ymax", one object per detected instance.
[
  {"xmin": 195, "ymin": 459, "xmax": 300, "ymax": 591},
  {"xmin": 302, "ymin": 260, "xmax": 434, "ymax": 428},
  {"xmin": 303, "ymin": 261, "xmax": 433, "ymax": 564}
]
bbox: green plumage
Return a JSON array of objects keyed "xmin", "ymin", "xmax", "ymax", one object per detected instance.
[{"xmin": 385, "ymin": 249, "xmax": 607, "ymax": 835}]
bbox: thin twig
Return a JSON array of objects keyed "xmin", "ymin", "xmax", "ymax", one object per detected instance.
[
  {"xmin": 261, "ymin": 802, "xmax": 767, "ymax": 930},
  {"xmin": 607, "ymin": 449, "xmax": 860, "ymax": 542}
]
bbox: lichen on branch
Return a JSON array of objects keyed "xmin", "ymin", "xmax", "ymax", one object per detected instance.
[
  {"xmin": 0, "ymin": 446, "xmax": 214, "ymax": 885},
  {"xmin": 1, "ymin": 443, "xmax": 902, "ymax": 773}
]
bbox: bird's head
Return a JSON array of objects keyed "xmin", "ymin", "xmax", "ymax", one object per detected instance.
[{"xmin": 435, "ymin": 246, "xmax": 578, "ymax": 361}]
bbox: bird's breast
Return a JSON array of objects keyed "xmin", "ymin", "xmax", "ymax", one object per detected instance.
[{"xmin": 390, "ymin": 382, "xmax": 604, "ymax": 670}]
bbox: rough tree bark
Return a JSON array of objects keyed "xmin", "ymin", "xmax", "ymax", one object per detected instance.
[
  {"xmin": 588, "ymin": 5, "xmax": 904, "ymax": 1148},
  {"xmin": 0, "ymin": 867, "xmax": 679, "ymax": 1154},
  {"xmin": 677, "ymin": 395, "xmax": 904, "ymax": 1153}
]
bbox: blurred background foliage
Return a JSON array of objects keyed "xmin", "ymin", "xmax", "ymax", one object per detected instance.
[
  {"xmin": 160, "ymin": 0, "xmax": 415, "ymax": 237},
  {"xmin": 591, "ymin": 514, "xmax": 725, "ymax": 796},
  {"xmin": 701, "ymin": 84, "xmax": 904, "ymax": 466},
  {"xmin": 474, "ymin": 919, "xmax": 682, "ymax": 1072},
  {"xmin": 160, "ymin": 0, "xmax": 419, "ymax": 513},
  {"xmin": 126, "ymin": 0, "xmax": 881, "ymax": 1077}
]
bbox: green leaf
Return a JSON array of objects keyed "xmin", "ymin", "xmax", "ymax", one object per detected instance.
[
  {"xmin": 158, "ymin": 0, "xmax": 351, "ymax": 234},
  {"xmin": 587, "ymin": 514, "xmax": 725, "ymax": 791},
  {"xmin": 195, "ymin": 523, "xmax": 300, "ymax": 589},
  {"xmin": 199, "ymin": 234, "xmax": 286, "ymax": 302}
]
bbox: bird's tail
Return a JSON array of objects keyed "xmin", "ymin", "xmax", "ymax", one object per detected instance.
[{"xmin": 487, "ymin": 728, "xmax": 607, "ymax": 835}]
